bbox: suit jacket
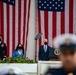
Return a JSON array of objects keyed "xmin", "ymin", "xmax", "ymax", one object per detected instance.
[
  {"xmin": 45, "ymin": 67, "xmax": 76, "ymax": 75},
  {"xmin": 38, "ymin": 45, "xmax": 51, "ymax": 61}
]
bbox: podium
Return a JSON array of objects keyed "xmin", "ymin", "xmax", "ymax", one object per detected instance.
[{"xmin": 49, "ymin": 48, "xmax": 60, "ymax": 61}]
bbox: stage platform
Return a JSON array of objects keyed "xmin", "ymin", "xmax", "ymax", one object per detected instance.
[{"xmin": 0, "ymin": 61, "xmax": 62, "ymax": 75}]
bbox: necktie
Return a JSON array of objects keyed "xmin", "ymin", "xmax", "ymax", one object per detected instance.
[{"xmin": 45, "ymin": 45, "xmax": 47, "ymax": 52}]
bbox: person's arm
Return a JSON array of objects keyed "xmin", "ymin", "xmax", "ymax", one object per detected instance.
[
  {"xmin": 21, "ymin": 53, "xmax": 24, "ymax": 57},
  {"xmin": 38, "ymin": 46, "xmax": 41, "ymax": 60},
  {"xmin": 3, "ymin": 43, "xmax": 6, "ymax": 57},
  {"xmin": 13, "ymin": 51, "xmax": 17, "ymax": 59}
]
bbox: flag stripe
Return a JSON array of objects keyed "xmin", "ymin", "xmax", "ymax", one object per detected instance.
[
  {"xmin": 44, "ymin": 11, "xmax": 48, "ymax": 39},
  {"xmin": 56, "ymin": 12, "xmax": 61, "ymax": 35},
  {"xmin": 1, "ymin": 2, "xmax": 4, "ymax": 41},
  {"xmin": 41, "ymin": 11, "xmax": 45, "ymax": 45},
  {"xmin": 69, "ymin": 0, "xmax": 73, "ymax": 33},
  {"xmin": 15, "ymin": 0, "xmax": 18, "ymax": 48},
  {"xmin": 52, "ymin": 12, "xmax": 56, "ymax": 38},
  {"xmin": 38, "ymin": 10, "xmax": 41, "ymax": 46},
  {"xmin": 61, "ymin": 12, "xmax": 65, "ymax": 34},
  {"xmin": 0, "ymin": 2, "xmax": 1, "ymax": 34},
  {"xmin": 6, "ymin": 4, "xmax": 10, "ymax": 57},
  {"xmin": 65, "ymin": 0, "xmax": 69, "ymax": 33},
  {"xmin": 9, "ymin": 5, "xmax": 13, "ymax": 57},
  {"xmin": 4, "ymin": 3, "xmax": 7, "ymax": 45},
  {"xmin": 48, "ymin": 12, "xmax": 52, "ymax": 46},
  {"xmin": 12, "ymin": 6, "xmax": 15, "ymax": 53},
  {"xmin": 18, "ymin": 0, "xmax": 21, "ymax": 43}
]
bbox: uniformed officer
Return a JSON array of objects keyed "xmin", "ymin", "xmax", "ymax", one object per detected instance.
[
  {"xmin": 0, "ymin": 35, "xmax": 6, "ymax": 60},
  {"xmin": 0, "ymin": 66, "xmax": 25, "ymax": 75},
  {"xmin": 45, "ymin": 34, "xmax": 76, "ymax": 75}
]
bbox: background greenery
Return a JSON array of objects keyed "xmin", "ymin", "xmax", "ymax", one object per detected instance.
[{"xmin": 0, "ymin": 57, "xmax": 36, "ymax": 63}]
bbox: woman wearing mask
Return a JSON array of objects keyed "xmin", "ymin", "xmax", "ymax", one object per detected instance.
[{"xmin": 13, "ymin": 44, "xmax": 24, "ymax": 59}]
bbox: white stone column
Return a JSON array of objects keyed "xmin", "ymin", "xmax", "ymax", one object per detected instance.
[{"xmin": 26, "ymin": 0, "xmax": 36, "ymax": 60}]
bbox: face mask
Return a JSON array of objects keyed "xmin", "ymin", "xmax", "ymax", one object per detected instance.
[
  {"xmin": 18, "ymin": 47, "xmax": 22, "ymax": 49},
  {"xmin": 44, "ymin": 42, "xmax": 48, "ymax": 45},
  {"xmin": 18, "ymin": 49, "xmax": 22, "ymax": 51}
]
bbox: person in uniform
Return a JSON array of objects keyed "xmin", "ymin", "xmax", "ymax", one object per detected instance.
[
  {"xmin": 0, "ymin": 35, "xmax": 6, "ymax": 60},
  {"xmin": 0, "ymin": 66, "xmax": 25, "ymax": 75},
  {"xmin": 45, "ymin": 34, "xmax": 76, "ymax": 75}
]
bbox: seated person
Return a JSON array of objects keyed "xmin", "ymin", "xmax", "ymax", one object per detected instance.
[{"xmin": 13, "ymin": 44, "xmax": 24, "ymax": 59}]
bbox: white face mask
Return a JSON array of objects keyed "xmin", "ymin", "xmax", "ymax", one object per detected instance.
[{"xmin": 18, "ymin": 49, "xmax": 23, "ymax": 55}]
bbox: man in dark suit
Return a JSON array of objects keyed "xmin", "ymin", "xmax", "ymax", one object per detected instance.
[
  {"xmin": 38, "ymin": 39, "xmax": 51, "ymax": 61},
  {"xmin": 0, "ymin": 35, "xmax": 6, "ymax": 60}
]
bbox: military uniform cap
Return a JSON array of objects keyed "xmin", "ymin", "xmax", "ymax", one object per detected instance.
[{"xmin": 53, "ymin": 34, "xmax": 76, "ymax": 51}]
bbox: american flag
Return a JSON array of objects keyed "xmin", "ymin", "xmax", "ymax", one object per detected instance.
[
  {"xmin": 38, "ymin": 0, "xmax": 76, "ymax": 47},
  {"xmin": 0, "ymin": 0, "xmax": 31, "ymax": 57}
]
